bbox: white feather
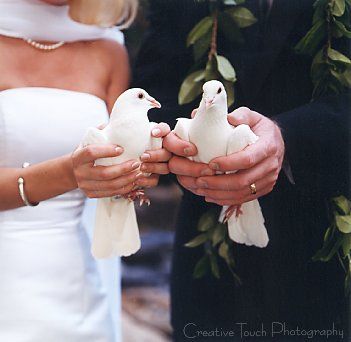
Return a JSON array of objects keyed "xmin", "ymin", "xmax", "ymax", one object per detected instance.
[
  {"xmin": 174, "ymin": 80, "xmax": 269, "ymax": 248},
  {"xmin": 82, "ymin": 88, "xmax": 161, "ymax": 258}
]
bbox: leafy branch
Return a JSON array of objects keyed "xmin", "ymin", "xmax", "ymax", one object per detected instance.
[
  {"xmin": 295, "ymin": 0, "xmax": 351, "ymax": 99},
  {"xmin": 185, "ymin": 209, "xmax": 242, "ymax": 284},
  {"xmin": 313, "ymin": 196, "xmax": 351, "ymax": 295},
  {"xmin": 296, "ymin": 0, "xmax": 351, "ymax": 295},
  {"xmin": 178, "ymin": 0, "xmax": 257, "ymax": 107}
]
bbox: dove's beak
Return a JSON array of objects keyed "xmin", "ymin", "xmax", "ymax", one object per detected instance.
[
  {"xmin": 149, "ymin": 98, "xmax": 161, "ymax": 109},
  {"xmin": 205, "ymin": 98, "xmax": 214, "ymax": 109}
]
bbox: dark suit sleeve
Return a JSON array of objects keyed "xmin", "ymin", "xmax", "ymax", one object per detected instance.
[{"xmin": 274, "ymin": 92, "xmax": 350, "ymax": 198}]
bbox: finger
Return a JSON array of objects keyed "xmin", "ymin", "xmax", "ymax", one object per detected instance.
[
  {"xmin": 78, "ymin": 160, "xmax": 140, "ymax": 181},
  {"xmin": 140, "ymin": 162, "xmax": 169, "ymax": 175},
  {"xmin": 177, "ymin": 175, "xmax": 198, "ymax": 191},
  {"xmin": 205, "ymin": 184, "xmax": 274, "ymax": 206},
  {"xmin": 195, "ymin": 174, "xmax": 271, "ymax": 201},
  {"xmin": 163, "ymin": 132, "xmax": 197, "ymax": 157},
  {"xmin": 135, "ymin": 174, "xmax": 159, "ymax": 188},
  {"xmin": 191, "ymin": 108, "xmax": 198, "ymax": 118},
  {"xmin": 198, "ymin": 156, "xmax": 277, "ymax": 191},
  {"xmin": 227, "ymin": 107, "xmax": 261, "ymax": 127},
  {"xmin": 169, "ymin": 156, "xmax": 214, "ymax": 177},
  {"xmin": 79, "ymin": 170, "xmax": 141, "ymax": 192},
  {"xmin": 141, "ymin": 148, "xmax": 172, "ymax": 162},
  {"xmin": 78, "ymin": 144, "xmax": 124, "ymax": 164},
  {"xmin": 209, "ymin": 138, "xmax": 277, "ymax": 172},
  {"xmin": 85, "ymin": 183, "xmax": 135, "ymax": 199},
  {"xmin": 151, "ymin": 122, "xmax": 171, "ymax": 138}
]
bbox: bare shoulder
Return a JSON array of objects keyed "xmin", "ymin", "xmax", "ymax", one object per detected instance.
[
  {"xmin": 90, "ymin": 39, "xmax": 129, "ymax": 69},
  {"xmin": 89, "ymin": 39, "xmax": 130, "ymax": 111}
]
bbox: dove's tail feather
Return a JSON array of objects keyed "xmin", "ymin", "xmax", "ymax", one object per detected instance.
[
  {"xmin": 223, "ymin": 200, "xmax": 269, "ymax": 248},
  {"xmin": 91, "ymin": 197, "xmax": 141, "ymax": 258}
]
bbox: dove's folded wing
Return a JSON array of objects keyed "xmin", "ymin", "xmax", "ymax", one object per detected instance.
[
  {"xmin": 81, "ymin": 127, "xmax": 108, "ymax": 147},
  {"xmin": 174, "ymin": 118, "xmax": 192, "ymax": 142},
  {"xmin": 227, "ymin": 124, "xmax": 258, "ymax": 155}
]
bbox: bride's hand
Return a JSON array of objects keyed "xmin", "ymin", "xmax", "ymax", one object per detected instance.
[
  {"xmin": 71, "ymin": 144, "xmax": 142, "ymax": 198},
  {"xmin": 135, "ymin": 122, "xmax": 172, "ymax": 188}
]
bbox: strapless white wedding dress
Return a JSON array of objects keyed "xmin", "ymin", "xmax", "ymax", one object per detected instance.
[{"xmin": 0, "ymin": 87, "xmax": 121, "ymax": 342}]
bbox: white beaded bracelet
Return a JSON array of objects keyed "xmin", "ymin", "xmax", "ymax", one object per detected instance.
[{"xmin": 17, "ymin": 162, "xmax": 39, "ymax": 207}]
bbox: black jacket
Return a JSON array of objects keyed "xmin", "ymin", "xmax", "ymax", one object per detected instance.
[{"xmin": 133, "ymin": 0, "xmax": 350, "ymax": 340}]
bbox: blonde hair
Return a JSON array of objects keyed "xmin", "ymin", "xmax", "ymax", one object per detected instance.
[{"xmin": 68, "ymin": 0, "xmax": 138, "ymax": 29}]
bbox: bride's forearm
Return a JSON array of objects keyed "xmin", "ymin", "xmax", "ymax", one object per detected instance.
[{"xmin": 0, "ymin": 154, "xmax": 77, "ymax": 211}]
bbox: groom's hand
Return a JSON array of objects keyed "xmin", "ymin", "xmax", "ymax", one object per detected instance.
[{"xmin": 195, "ymin": 107, "xmax": 285, "ymax": 205}]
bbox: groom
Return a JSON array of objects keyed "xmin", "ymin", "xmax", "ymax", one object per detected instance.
[{"xmin": 133, "ymin": 0, "xmax": 350, "ymax": 340}]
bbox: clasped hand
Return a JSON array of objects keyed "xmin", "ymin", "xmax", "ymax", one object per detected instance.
[
  {"xmin": 71, "ymin": 123, "xmax": 171, "ymax": 198},
  {"xmin": 163, "ymin": 107, "xmax": 285, "ymax": 206}
]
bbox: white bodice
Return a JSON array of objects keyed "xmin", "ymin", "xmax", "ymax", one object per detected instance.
[
  {"xmin": 0, "ymin": 87, "xmax": 108, "ymax": 226},
  {"xmin": 0, "ymin": 87, "xmax": 121, "ymax": 342}
]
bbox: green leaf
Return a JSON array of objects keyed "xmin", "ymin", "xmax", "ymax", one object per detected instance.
[
  {"xmin": 210, "ymin": 253, "xmax": 220, "ymax": 279},
  {"xmin": 332, "ymin": 0, "xmax": 346, "ymax": 16},
  {"xmin": 187, "ymin": 16, "xmax": 213, "ymax": 47},
  {"xmin": 193, "ymin": 29, "xmax": 211, "ymax": 61},
  {"xmin": 341, "ymin": 234, "xmax": 351, "ymax": 256},
  {"xmin": 211, "ymin": 224, "xmax": 226, "ymax": 246},
  {"xmin": 218, "ymin": 241, "xmax": 235, "ymax": 267},
  {"xmin": 295, "ymin": 20, "xmax": 326, "ymax": 55},
  {"xmin": 313, "ymin": 0, "xmax": 328, "ymax": 24},
  {"xmin": 333, "ymin": 20, "xmax": 351, "ymax": 38},
  {"xmin": 223, "ymin": 80, "xmax": 235, "ymax": 107},
  {"xmin": 336, "ymin": 215, "xmax": 351, "ymax": 233},
  {"xmin": 193, "ymin": 255, "xmax": 209, "ymax": 279},
  {"xmin": 324, "ymin": 226, "xmax": 333, "ymax": 242},
  {"xmin": 205, "ymin": 56, "xmax": 220, "ymax": 81},
  {"xmin": 216, "ymin": 55, "xmax": 236, "ymax": 82},
  {"xmin": 328, "ymin": 48, "xmax": 351, "ymax": 64},
  {"xmin": 178, "ymin": 70, "xmax": 204, "ymax": 105},
  {"xmin": 197, "ymin": 210, "xmax": 216, "ymax": 232},
  {"xmin": 218, "ymin": 12, "xmax": 244, "ymax": 44},
  {"xmin": 225, "ymin": 6, "xmax": 257, "ymax": 28},
  {"xmin": 185, "ymin": 233, "xmax": 208, "ymax": 248}
]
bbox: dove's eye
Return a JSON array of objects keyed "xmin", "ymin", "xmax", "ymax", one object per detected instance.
[
  {"xmin": 217, "ymin": 87, "xmax": 222, "ymax": 94},
  {"xmin": 138, "ymin": 93, "xmax": 145, "ymax": 99}
]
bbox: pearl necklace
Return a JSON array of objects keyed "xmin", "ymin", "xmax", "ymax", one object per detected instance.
[{"xmin": 23, "ymin": 38, "xmax": 65, "ymax": 51}]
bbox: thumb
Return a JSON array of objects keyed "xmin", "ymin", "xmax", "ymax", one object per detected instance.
[{"xmin": 227, "ymin": 107, "xmax": 261, "ymax": 127}]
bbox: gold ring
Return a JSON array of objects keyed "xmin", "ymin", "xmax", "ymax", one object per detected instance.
[{"xmin": 250, "ymin": 183, "xmax": 257, "ymax": 195}]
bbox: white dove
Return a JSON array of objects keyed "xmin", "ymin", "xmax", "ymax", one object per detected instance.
[
  {"xmin": 82, "ymin": 88, "xmax": 162, "ymax": 258},
  {"xmin": 174, "ymin": 80, "xmax": 269, "ymax": 248}
]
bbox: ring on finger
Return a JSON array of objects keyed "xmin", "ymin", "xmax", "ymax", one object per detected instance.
[{"xmin": 250, "ymin": 183, "xmax": 257, "ymax": 195}]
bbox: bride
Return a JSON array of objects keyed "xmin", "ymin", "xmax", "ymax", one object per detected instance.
[{"xmin": 0, "ymin": 0, "xmax": 170, "ymax": 341}]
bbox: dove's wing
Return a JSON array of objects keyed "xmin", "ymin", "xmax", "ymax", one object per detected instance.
[
  {"xmin": 225, "ymin": 124, "xmax": 269, "ymax": 248},
  {"xmin": 82, "ymin": 126, "xmax": 108, "ymax": 147},
  {"xmin": 174, "ymin": 118, "xmax": 192, "ymax": 142},
  {"xmin": 226, "ymin": 124, "xmax": 258, "ymax": 155}
]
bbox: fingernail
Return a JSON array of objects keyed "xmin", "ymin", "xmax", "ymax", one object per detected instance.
[
  {"xmin": 197, "ymin": 179, "xmax": 208, "ymax": 188},
  {"xmin": 140, "ymin": 164, "xmax": 147, "ymax": 171},
  {"xmin": 132, "ymin": 161, "xmax": 140, "ymax": 169},
  {"xmin": 209, "ymin": 162, "xmax": 219, "ymax": 170},
  {"xmin": 115, "ymin": 147, "xmax": 123, "ymax": 154},
  {"xmin": 184, "ymin": 147, "xmax": 194, "ymax": 156},
  {"xmin": 200, "ymin": 168, "xmax": 213, "ymax": 176},
  {"xmin": 152, "ymin": 128, "xmax": 161, "ymax": 136},
  {"xmin": 140, "ymin": 153, "xmax": 150, "ymax": 161},
  {"xmin": 197, "ymin": 189, "xmax": 205, "ymax": 196}
]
